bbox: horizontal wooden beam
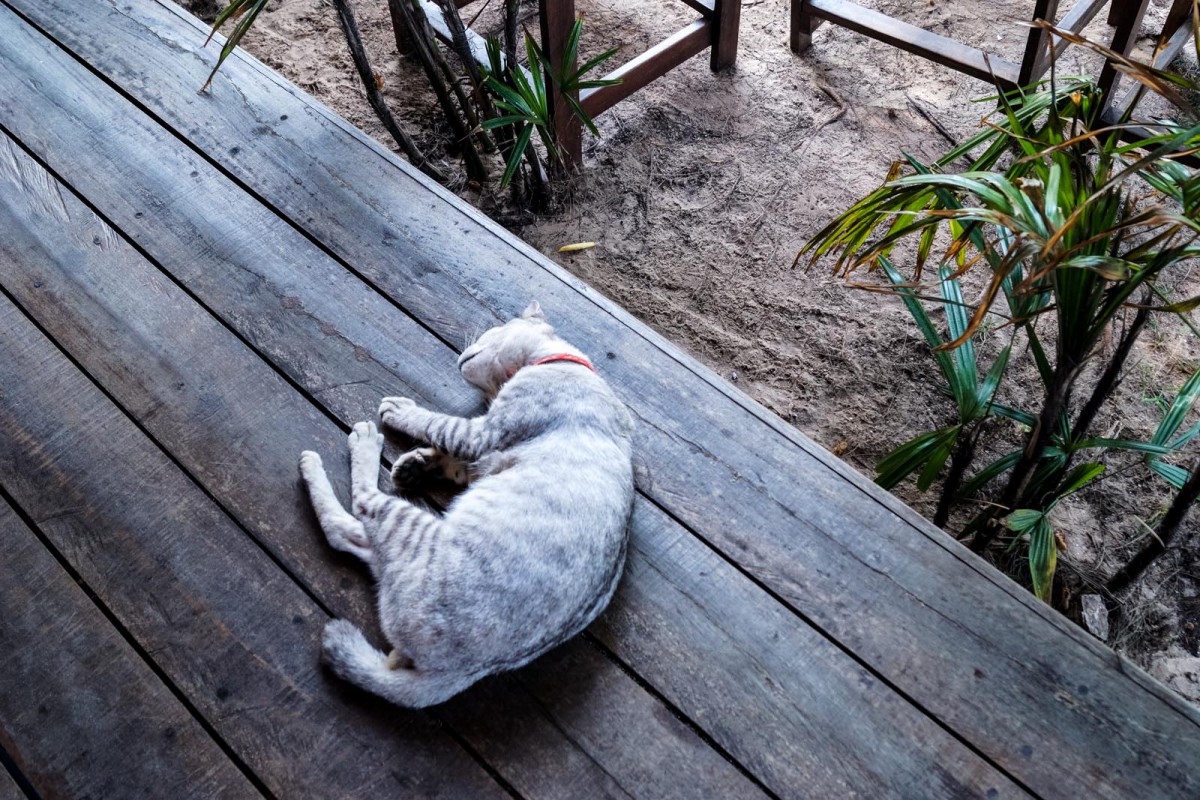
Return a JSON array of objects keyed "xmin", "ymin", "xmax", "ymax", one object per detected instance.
[
  {"xmin": 676, "ymin": 0, "xmax": 715, "ymax": 16},
  {"xmin": 802, "ymin": 0, "xmax": 1022, "ymax": 86},
  {"xmin": 1045, "ymin": 0, "xmax": 1110, "ymax": 66},
  {"xmin": 1097, "ymin": 116, "xmax": 1200, "ymax": 167},
  {"xmin": 1107, "ymin": 19, "xmax": 1194, "ymax": 119},
  {"xmin": 580, "ymin": 19, "xmax": 712, "ymax": 117},
  {"xmin": 1058, "ymin": 0, "xmax": 1110, "ymax": 34}
]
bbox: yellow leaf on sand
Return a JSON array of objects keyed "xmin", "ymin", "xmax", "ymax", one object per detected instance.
[{"xmin": 559, "ymin": 242, "xmax": 596, "ymax": 253}]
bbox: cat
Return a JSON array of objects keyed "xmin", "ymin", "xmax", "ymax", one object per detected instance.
[{"xmin": 298, "ymin": 301, "xmax": 635, "ymax": 707}]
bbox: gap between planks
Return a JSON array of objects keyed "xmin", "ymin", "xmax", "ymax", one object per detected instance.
[
  {"xmin": 8, "ymin": 4, "xmax": 1199, "ymax": 796},
  {"xmin": 0, "ymin": 485, "xmax": 274, "ymax": 800},
  {"xmin": 0, "ymin": 47, "xmax": 1022, "ymax": 796},
  {"xmin": 0, "ymin": 90, "xmax": 1012, "ymax": 799},
  {"xmin": 0, "ymin": 125, "xmax": 774, "ymax": 799}
]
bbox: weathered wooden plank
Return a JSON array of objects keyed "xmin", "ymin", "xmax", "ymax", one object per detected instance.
[
  {"xmin": 0, "ymin": 292, "xmax": 504, "ymax": 800},
  {"xmin": 594, "ymin": 501, "xmax": 1025, "ymax": 797},
  {"xmin": 0, "ymin": 134, "xmax": 763, "ymax": 800},
  {"xmin": 0, "ymin": 497, "xmax": 258, "ymax": 800},
  {"xmin": 0, "ymin": 760, "xmax": 24, "ymax": 800},
  {"xmin": 7, "ymin": 0, "xmax": 1200, "ymax": 796},
  {"xmin": 0, "ymin": 103, "xmax": 1022, "ymax": 800},
  {"xmin": 0, "ymin": 41, "xmax": 1023, "ymax": 800},
  {"xmin": 0, "ymin": 297, "xmax": 510, "ymax": 799}
]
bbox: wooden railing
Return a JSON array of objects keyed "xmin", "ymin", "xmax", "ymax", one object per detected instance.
[
  {"xmin": 791, "ymin": 0, "xmax": 1114, "ymax": 90},
  {"xmin": 422, "ymin": 0, "xmax": 740, "ymax": 165}
]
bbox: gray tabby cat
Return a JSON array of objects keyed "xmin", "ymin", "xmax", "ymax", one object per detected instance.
[{"xmin": 298, "ymin": 302, "xmax": 635, "ymax": 707}]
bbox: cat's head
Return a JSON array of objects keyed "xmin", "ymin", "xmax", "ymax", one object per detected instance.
[{"xmin": 458, "ymin": 301, "xmax": 560, "ymax": 398}]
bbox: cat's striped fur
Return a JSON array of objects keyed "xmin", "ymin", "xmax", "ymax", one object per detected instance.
[{"xmin": 299, "ymin": 302, "xmax": 635, "ymax": 707}]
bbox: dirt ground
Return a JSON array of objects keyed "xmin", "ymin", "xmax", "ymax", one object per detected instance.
[{"xmin": 185, "ymin": 0, "xmax": 1200, "ymax": 702}]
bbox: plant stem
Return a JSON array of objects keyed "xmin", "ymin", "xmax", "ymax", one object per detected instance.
[
  {"xmin": 387, "ymin": 0, "xmax": 488, "ymax": 182},
  {"xmin": 1106, "ymin": 456, "xmax": 1200, "ymax": 594},
  {"xmin": 1071, "ymin": 302, "xmax": 1150, "ymax": 446},
  {"xmin": 499, "ymin": 0, "xmax": 551, "ymax": 208},
  {"xmin": 497, "ymin": 0, "xmax": 529, "ymax": 206},
  {"xmin": 432, "ymin": 0, "xmax": 550, "ymax": 207},
  {"xmin": 971, "ymin": 359, "xmax": 1082, "ymax": 553},
  {"xmin": 330, "ymin": 0, "xmax": 449, "ymax": 184},
  {"xmin": 406, "ymin": 0, "xmax": 494, "ymax": 150},
  {"xmin": 934, "ymin": 424, "xmax": 978, "ymax": 528},
  {"xmin": 433, "ymin": 0, "xmax": 492, "ymax": 112},
  {"xmin": 504, "ymin": 0, "xmax": 520, "ymax": 71},
  {"xmin": 522, "ymin": 133, "xmax": 553, "ymax": 211}
]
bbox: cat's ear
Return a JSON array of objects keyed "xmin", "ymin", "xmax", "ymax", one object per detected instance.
[{"xmin": 522, "ymin": 301, "xmax": 546, "ymax": 322}]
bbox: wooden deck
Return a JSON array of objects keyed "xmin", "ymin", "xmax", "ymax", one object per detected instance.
[{"xmin": 1, "ymin": 1, "xmax": 1198, "ymax": 797}]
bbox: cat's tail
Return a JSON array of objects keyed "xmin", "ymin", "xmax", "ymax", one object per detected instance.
[{"xmin": 321, "ymin": 619, "xmax": 480, "ymax": 708}]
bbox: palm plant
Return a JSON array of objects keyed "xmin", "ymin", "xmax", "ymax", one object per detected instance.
[
  {"xmin": 201, "ymin": 1, "xmax": 616, "ymax": 208},
  {"xmin": 482, "ymin": 20, "xmax": 620, "ymax": 188},
  {"xmin": 802, "ymin": 21, "xmax": 1200, "ymax": 604}
]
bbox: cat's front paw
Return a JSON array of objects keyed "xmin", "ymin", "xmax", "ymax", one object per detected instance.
[
  {"xmin": 348, "ymin": 421, "xmax": 384, "ymax": 457},
  {"xmin": 379, "ymin": 396, "xmax": 417, "ymax": 430},
  {"xmin": 298, "ymin": 450, "xmax": 323, "ymax": 477}
]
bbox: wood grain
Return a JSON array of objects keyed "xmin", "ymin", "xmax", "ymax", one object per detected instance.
[
  {"xmin": 0, "ymin": 498, "xmax": 254, "ymax": 800},
  {"xmin": 0, "ymin": 126, "xmax": 763, "ymax": 800},
  {"xmin": 0, "ymin": 760, "xmax": 25, "ymax": 800},
  {"xmin": 0, "ymin": 294, "xmax": 513, "ymax": 798},
  {"xmin": 0, "ymin": 35, "xmax": 1022, "ymax": 800},
  {"xmin": 5, "ymin": 0, "xmax": 1200, "ymax": 796}
]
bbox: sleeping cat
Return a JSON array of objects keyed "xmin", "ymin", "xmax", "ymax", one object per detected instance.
[{"xmin": 298, "ymin": 301, "xmax": 635, "ymax": 707}]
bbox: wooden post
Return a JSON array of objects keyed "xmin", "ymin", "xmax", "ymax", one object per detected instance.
[
  {"xmin": 790, "ymin": 0, "xmax": 823, "ymax": 54},
  {"xmin": 1107, "ymin": 0, "xmax": 1123, "ymax": 25},
  {"xmin": 711, "ymin": 0, "xmax": 741, "ymax": 70},
  {"xmin": 539, "ymin": 0, "xmax": 582, "ymax": 169},
  {"xmin": 1099, "ymin": 0, "xmax": 1151, "ymax": 103},
  {"xmin": 1017, "ymin": 0, "xmax": 1060, "ymax": 85}
]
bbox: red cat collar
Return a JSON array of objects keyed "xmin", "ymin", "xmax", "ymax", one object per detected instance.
[{"xmin": 530, "ymin": 354, "xmax": 598, "ymax": 373}]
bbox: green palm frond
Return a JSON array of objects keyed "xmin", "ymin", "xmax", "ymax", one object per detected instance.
[
  {"xmin": 201, "ymin": 0, "xmax": 270, "ymax": 92},
  {"xmin": 482, "ymin": 19, "xmax": 620, "ymax": 187}
]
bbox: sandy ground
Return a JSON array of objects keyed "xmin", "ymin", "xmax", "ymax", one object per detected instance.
[{"xmin": 184, "ymin": 0, "xmax": 1200, "ymax": 701}]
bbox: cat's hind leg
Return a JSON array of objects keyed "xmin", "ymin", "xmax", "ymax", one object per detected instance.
[
  {"xmin": 391, "ymin": 447, "xmax": 469, "ymax": 490},
  {"xmin": 322, "ymin": 619, "xmax": 481, "ymax": 708},
  {"xmin": 298, "ymin": 451, "xmax": 372, "ymax": 562}
]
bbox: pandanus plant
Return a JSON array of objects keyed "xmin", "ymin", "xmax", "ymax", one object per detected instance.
[
  {"xmin": 802, "ymin": 19, "xmax": 1200, "ymax": 605},
  {"xmin": 201, "ymin": 0, "xmax": 618, "ymax": 209}
]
